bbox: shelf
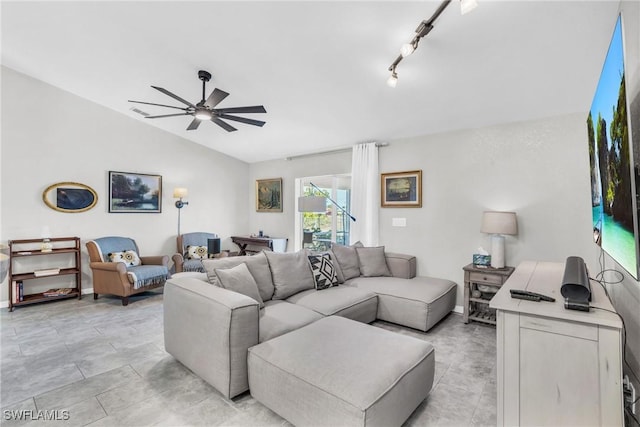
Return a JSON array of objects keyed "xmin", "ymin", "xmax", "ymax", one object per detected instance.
[
  {"xmin": 13, "ymin": 290, "xmax": 80, "ymax": 306},
  {"xmin": 11, "ymin": 268, "xmax": 80, "ymax": 281},
  {"xmin": 469, "ymin": 297, "xmax": 494, "ymax": 304},
  {"xmin": 468, "ymin": 310, "xmax": 497, "ymax": 325},
  {"xmin": 11, "ymin": 247, "xmax": 79, "ymax": 257}
]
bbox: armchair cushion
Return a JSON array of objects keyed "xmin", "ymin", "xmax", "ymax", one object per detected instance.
[
  {"xmin": 91, "ymin": 236, "xmax": 139, "ymax": 262},
  {"xmin": 108, "ymin": 250, "xmax": 141, "ymax": 267},
  {"xmin": 126, "ymin": 265, "xmax": 169, "ymax": 289}
]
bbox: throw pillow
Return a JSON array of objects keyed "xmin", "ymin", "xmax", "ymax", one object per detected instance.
[
  {"xmin": 185, "ymin": 245, "xmax": 208, "ymax": 260},
  {"xmin": 308, "ymin": 253, "xmax": 338, "ymax": 290},
  {"xmin": 214, "ymin": 263, "xmax": 264, "ymax": 308},
  {"xmin": 264, "ymin": 250, "xmax": 315, "ymax": 300},
  {"xmin": 202, "ymin": 252, "xmax": 275, "ymax": 301},
  {"xmin": 331, "ymin": 241, "xmax": 364, "ymax": 281},
  {"xmin": 356, "ymin": 246, "xmax": 392, "ymax": 277},
  {"xmin": 108, "ymin": 250, "xmax": 141, "ymax": 267}
]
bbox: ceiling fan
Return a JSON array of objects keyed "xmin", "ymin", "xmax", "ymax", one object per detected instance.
[{"xmin": 128, "ymin": 70, "xmax": 266, "ymax": 132}]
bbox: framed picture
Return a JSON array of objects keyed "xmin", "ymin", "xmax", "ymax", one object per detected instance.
[
  {"xmin": 109, "ymin": 171, "xmax": 162, "ymax": 213},
  {"xmin": 381, "ymin": 170, "xmax": 422, "ymax": 208},
  {"xmin": 42, "ymin": 182, "xmax": 98, "ymax": 213},
  {"xmin": 256, "ymin": 178, "xmax": 283, "ymax": 212}
]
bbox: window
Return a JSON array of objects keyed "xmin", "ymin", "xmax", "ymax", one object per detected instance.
[{"xmin": 295, "ymin": 174, "xmax": 351, "ymax": 251}]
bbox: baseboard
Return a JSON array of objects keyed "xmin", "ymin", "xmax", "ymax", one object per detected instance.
[
  {"xmin": 0, "ymin": 288, "xmax": 94, "ymax": 309},
  {"xmin": 453, "ymin": 305, "xmax": 464, "ymax": 314}
]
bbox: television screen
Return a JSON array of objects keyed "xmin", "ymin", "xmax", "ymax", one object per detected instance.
[{"xmin": 587, "ymin": 14, "xmax": 638, "ymax": 278}]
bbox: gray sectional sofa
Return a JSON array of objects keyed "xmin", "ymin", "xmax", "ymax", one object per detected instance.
[{"xmin": 163, "ymin": 245, "xmax": 457, "ymax": 403}]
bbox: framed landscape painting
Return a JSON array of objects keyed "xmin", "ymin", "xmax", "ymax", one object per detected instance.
[
  {"xmin": 381, "ymin": 170, "xmax": 422, "ymax": 208},
  {"xmin": 256, "ymin": 178, "xmax": 283, "ymax": 212},
  {"xmin": 109, "ymin": 171, "xmax": 162, "ymax": 213}
]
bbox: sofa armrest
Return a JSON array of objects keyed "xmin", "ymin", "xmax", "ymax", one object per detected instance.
[
  {"xmin": 172, "ymin": 253, "xmax": 185, "ymax": 273},
  {"xmin": 163, "ymin": 277, "xmax": 259, "ymax": 399},
  {"xmin": 140, "ymin": 255, "xmax": 169, "ymax": 266},
  {"xmin": 385, "ymin": 253, "xmax": 417, "ymax": 279}
]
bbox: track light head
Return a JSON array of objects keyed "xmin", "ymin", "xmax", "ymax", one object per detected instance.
[
  {"xmin": 400, "ymin": 43, "xmax": 415, "ymax": 58},
  {"xmin": 387, "ymin": 71, "xmax": 398, "ymax": 88},
  {"xmin": 460, "ymin": 0, "xmax": 478, "ymax": 15}
]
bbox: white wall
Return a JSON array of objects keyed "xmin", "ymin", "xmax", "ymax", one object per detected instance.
[{"xmin": 0, "ymin": 66, "xmax": 251, "ymax": 303}]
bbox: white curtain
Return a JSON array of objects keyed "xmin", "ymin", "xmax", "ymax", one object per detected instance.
[{"xmin": 350, "ymin": 142, "xmax": 379, "ymax": 246}]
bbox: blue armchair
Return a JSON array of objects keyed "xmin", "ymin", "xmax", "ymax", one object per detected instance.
[
  {"xmin": 86, "ymin": 236, "xmax": 169, "ymax": 306},
  {"xmin": 172, "ymin": 232, "xmax": 219, "ymax": 273}
]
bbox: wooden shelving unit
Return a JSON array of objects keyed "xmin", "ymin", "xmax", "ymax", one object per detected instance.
[{"xmin": 8, "ymin": 237, "xmax": 81, "ymax": 311}]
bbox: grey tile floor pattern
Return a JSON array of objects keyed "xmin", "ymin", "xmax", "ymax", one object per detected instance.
[{"xmin": 1, "ymin": 291, "xmax": 497, "ymax": 426}]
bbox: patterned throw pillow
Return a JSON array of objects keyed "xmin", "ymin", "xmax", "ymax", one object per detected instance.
[
  {"xmin": 108, "ymin": 250, "xmax": 141, "ymax": 266},
  {"xmin": 308, "ymin": 253, "xmax": 338, "ymax": 290},
  {"xmin": 186, "ymin": 245, "xmax": 208, "ymax": 260}
]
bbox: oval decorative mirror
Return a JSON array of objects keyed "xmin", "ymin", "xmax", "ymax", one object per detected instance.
[{"xmin": 42, "ymin": 182, "xmax": 98, "ymax": 213}]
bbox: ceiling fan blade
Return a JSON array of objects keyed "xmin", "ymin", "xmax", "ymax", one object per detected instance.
[
  {"xmin": 211, "ymin": 117, "xmax": 237, "ymax": 132},
  {"xmin": 214, "ymin": 105, "xmax": 266, "ymax": 114},
  {"xmin": 151, "ymin": 85, "xmax": 196, "ymax": 108},
  {"xmin": 204, "ymin": 88, "xmax": 229, "ymax": 109},
  {"xmin": 128, "ymin": 100, "xmax": 188, "ymax": 111},
  {"xmin": 219, "ymin": 114, "xmax": 266, "ymax": 127},
  {"xmin": 145, "ymin": 112, "xmax": 191, "ymax": 119},
  {"xmin": 186, "ymin": 118, "xmax": 201, "ymax": 131}
]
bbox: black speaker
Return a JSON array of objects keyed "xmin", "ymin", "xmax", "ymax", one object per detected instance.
[
  {"xmin": 561, "ymin": 256, "xmax": 591, "ymax": 302},
  {"xmin": 207, "ymin": 238, "xmax": 221, "ymax": 256}
]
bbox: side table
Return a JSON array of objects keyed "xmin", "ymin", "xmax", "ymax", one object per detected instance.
[{"xmin": 462, "ymin": 264, "xmax": 514, "ymax": 325}]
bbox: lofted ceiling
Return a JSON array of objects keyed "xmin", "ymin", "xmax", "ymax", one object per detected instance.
[{"xmin": 1, "ymin": 1, "xmax": 621, "ymax": 163}]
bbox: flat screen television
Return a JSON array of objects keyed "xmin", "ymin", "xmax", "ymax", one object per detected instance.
[{"xmin": 588, "ymin": 14, "xmax": 638, "ymax": 279}]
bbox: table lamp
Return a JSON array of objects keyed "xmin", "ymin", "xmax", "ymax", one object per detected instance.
[{"xmin": 481, "ymin": 211, "xmax": 517, "ymax": 268}]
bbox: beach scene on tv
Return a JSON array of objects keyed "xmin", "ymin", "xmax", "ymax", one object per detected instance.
[{"xmin": 588, "ymin": 16, "xmax": 637, "ymax": 278}]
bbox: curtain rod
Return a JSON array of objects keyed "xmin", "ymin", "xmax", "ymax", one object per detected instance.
[{"xmin": 284, "ymin": 142, "xmax": 388, "ymax": 161}]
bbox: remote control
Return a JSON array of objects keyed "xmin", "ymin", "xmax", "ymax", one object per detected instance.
[{"xmin": 510, "ymin": 289, "xmax": 556, "ymax": 302}]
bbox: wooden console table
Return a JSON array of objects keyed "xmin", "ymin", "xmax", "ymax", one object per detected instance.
[
  {"xmin": 231, "ymin": 236, "xmax": 288, "ymax": 255},
  {"xmin": 490, "ymin": 261, "xmax": 623, "ymax": 426}
]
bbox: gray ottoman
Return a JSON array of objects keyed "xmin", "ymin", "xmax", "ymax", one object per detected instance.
[{"xmin": 248, "ymin": 316, "xmax": 435, "ymax": 427}]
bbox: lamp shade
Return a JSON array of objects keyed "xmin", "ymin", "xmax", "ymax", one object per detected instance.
[
  {"xmin": 173, "ymin": 188, "xmax": 188, "ymax": 198},
  {"xmin": 481, "ymin": 211, "xmax": 517, "ymax": 235},
  {"xmin": 298, "ymin": 196, "xmax": 326, "ymax": 213}
]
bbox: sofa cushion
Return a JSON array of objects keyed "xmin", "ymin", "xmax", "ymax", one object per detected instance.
[
  {"xmin": 259, "ymin": 300, "xmax": 323, "ymax": 343},
  {"xmin": 264, "ymin": 250, "xmax": 315, "ymax": 300},
  {"xmin": 202, "ymin": 252, "xmax": 275, "ymax": 301},
  {"xmin": 215, "ymin": 263, "xmax": 265, "ymax": 309},
  {"xmin": 331, "ymin": 242, "xmax": 363, "ymax": 281},
  {"xmin": 346, "ymin": 276, "xmax": 457, "ymax": 332},
  {"xmin": 185, "ymin": 245, "xmax": 207, "ymax": 260},
  {"xmin": 286, "ymin": 286, "xmax": 378, "ymax": 324},
  {"xmin": 308, "ymin": 253, "xmax": 338, "ymax": 290},
  {"xmin": 356, "ymin": 246, "xmax": 392, "ymax": 277}
]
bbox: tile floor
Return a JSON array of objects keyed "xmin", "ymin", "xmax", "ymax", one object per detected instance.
[{"xmin": 1, "ymin": 291, "xmax": 497, "ymax": 426}]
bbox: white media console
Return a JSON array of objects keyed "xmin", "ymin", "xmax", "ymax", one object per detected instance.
[{"xmin": 490, "ymin": 260, "xmax": 623, "ymax": 426}]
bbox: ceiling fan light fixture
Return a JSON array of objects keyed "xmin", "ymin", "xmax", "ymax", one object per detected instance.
[{"xmin": 194, "ymin": 109, "xmax": 212, "ymax": 121}]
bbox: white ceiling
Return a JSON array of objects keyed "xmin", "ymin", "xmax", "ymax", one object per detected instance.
[{"xmin": 1, "ymin": 1, "xmax": 621, "ymax": 163}]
